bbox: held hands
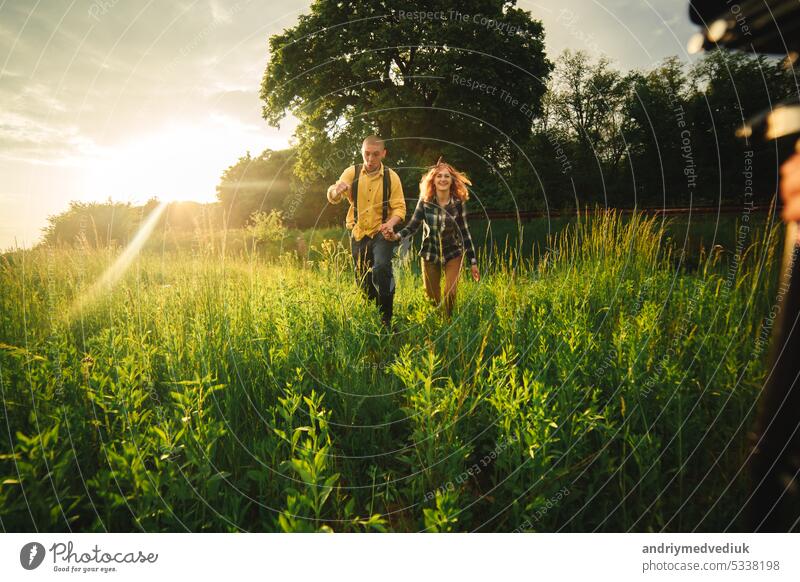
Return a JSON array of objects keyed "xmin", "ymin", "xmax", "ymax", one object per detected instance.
[{"xmin": 380, "ymin": 222, "xmax": 399, "ymax": 241}]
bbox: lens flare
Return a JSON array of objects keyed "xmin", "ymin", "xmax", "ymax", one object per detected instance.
[
  {"xmin": 707, "ymin": 18, "xmax": 728, "ymax": 42},
  {"xmin": 70, "ymin": 201, "xmax": 168, "ymax": 317}
]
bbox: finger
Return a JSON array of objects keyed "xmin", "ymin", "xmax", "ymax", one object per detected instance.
[
  {"xmin": 781, "ymin": 196, "xmax": 800, "ymax": 223},
  {"xmin": 780, "ymin": 155, "xmax": 800, "ymax": 185},
  {"xmin": 780, "ymin": 172, "xmax": 800, "ymax": 204},
  {"xmin": 780, "ymin": 153, "xmax": 800, "ymax": 177},
  {"xmin": 782, "ymin": 164, "xmax": 800, "ymax": 183}
]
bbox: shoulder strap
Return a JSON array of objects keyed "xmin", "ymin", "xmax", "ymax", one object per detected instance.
[
  {"xmin": 382, "ymin": 167, "xmax": 391, "ymax": 223},
  {"xmin": 351, "ymin": 164, "xmax": 362, "ymax": 225}
]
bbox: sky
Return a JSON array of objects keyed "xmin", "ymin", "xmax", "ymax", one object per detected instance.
[{"xmin": 0, "ymin": 0, "xmax": 698, "ymax": 250}]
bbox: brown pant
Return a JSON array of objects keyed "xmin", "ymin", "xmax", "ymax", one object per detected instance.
[{"xmin": 422, "ymin": 255, "xmax": 463, "ymax": 317}]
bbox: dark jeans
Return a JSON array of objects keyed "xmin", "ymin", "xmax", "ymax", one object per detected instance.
[{"xmin": 351, "ymin": 232, "xmax": 397, "ymax": 324}]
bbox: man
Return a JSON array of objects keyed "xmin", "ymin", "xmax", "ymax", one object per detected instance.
[{"xmin": 327, "ymin": 136, "xmax": 406, "ymax": 327}]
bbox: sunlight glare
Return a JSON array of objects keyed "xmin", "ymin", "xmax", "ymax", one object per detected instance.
[
  {"xmin": 83, "ymin": 120, "xmax": 264, "ymax": 204},
  {"xmin": 70, "ymin": 200, "xmax": 168, "ymax": 318}
]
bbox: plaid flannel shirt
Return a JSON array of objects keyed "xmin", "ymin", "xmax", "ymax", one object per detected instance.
[{"xmin": 396, "ymin": 196, "xmax": 477, "ymax": 265}]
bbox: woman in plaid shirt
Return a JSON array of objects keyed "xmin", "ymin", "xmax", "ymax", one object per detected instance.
[{"xmin": 384, "ymin": 160, "xmax": 480, "ymax": 317}]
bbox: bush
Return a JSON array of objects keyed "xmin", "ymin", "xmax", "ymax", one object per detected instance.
[{"xmin": 247, "ymin": 210, "xmax": 286, "ymax": 247}]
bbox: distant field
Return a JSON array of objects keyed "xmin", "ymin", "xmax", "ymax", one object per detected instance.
[
  {"xmin": 469, "ymin": 210, "xmax": 778, "ymax": 264},
  {"xmin": 0, "ymin": 211, "xmax": 784, "ymax": 531},
  {"xmin": 135, "ymin": 207, "xmax": 781, "ymax": 269},
  {"xmin": 302, "ymin": 210, "xmax": 780, "ymax": 271}
]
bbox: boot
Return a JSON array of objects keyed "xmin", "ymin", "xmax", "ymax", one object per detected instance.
[{"xmin": 377, "ymin": 294, "xmax": 394, "ymax": 329}]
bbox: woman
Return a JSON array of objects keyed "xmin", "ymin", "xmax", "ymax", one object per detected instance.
[{"xmin": 384, "ymin": 159, "xmax": 480, "ymax": 317}]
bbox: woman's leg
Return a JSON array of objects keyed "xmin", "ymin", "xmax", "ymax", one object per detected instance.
[
  {"xmin": 442, "ymin": 254, "xmax": 463, "ymax": 318},
  {"xmin": 421, "ymin": 259, "xmax": 441, "ymax": 306}
]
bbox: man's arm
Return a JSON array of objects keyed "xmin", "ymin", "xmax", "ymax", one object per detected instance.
[
  {"xmin": 388, "ymin": 170, "xmax": 406, "ymax": 223},
  {"xmin": 380, "ymin": 170, "xmax": 406, "ymax": 235},
  {"xmin": 327, "ymin": 166, "xmax": 355, "ymax": 205}
]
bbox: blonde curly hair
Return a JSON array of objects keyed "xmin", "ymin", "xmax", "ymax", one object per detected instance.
[{"xmin": 419, "ymin": 158, "xmax": 472, "ymax": 203}]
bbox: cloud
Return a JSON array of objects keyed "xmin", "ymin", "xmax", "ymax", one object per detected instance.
[
  {"xmin": 526, "ymin": 0, "xmax": 696, "ymax": 69},
  {"xmin": 0, "ymin": 110, "xmax": 104, "ymax": 165},
  {"xmin": 209, "ymin": 0, "xmax": 234, "ymax": 24},
  {"xmin": 206, "ymin": 88, "xmax": 263, "ymax": 122}
]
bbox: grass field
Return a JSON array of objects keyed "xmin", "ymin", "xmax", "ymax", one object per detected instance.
[
  {"xmin": 140, "ymin": 208, "xmax": 773, "ymax": 271},
  {"xmin": 0, "ymin": 211, "xmax": 785, "ymax": 531}
]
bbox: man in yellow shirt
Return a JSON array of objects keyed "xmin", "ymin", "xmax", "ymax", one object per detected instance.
[{"xmin": 327, "ymin": 135, "xmax": 406, "ymax": 327}]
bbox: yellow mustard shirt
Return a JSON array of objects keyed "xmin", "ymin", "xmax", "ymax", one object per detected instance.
[{"xmin": 327, "ymin": 163, "xmax": 406, "ymax": 241}]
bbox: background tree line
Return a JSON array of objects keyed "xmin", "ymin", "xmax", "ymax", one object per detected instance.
[
  {"xmin": 42, "ymin": 0, "xmax": 798, "ymax": 247},
  {"xmin": 41, "ymin": 198, "xmax": 219, "ymax": 249},
  {"xmin": 519, "ymin": 49, "xmax": 797, "ymax": 210},
  {"xmin": 226, "ymin": 42, "xmax": 797, "ymax": 229}
]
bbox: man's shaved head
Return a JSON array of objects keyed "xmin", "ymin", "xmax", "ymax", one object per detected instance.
[
  {"xmin": 361, "ymin": 135, "xmax": 387, "ymax": 172},
  {"xmin": 362, "ymin": 135, "xmax": 385, "ymax": 149}
]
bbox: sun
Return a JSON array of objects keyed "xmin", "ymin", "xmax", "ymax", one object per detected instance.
[{"xmin": 82, "ymin": 120, "xmax": 265, "ymax": 205}]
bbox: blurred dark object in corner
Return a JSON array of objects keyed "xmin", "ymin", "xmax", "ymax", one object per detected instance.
[{"xmin": 689, "ymin": 0, "xmax": 800, "ymax": 532}]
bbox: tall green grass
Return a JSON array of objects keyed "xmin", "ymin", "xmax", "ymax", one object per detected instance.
[{"xmin": 0, "ymin": 211, "xmax": 784, "ymax": 531}]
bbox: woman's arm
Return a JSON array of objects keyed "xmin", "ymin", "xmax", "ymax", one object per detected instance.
[
  {"xmin": 395, "ymin": 198, "xmax": 425, "ymax": 239},
  {"xmin": 455, "ymin": 200, "xmax": 477, "ymax": 265}
]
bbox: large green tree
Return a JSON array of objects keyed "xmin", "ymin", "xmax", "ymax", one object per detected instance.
[
  {"xmin": 260, "ymin": 0, "xmax": 552, "ymax": 207},
  {"xmin": 42, "ymin": 200, "xmax": 139, "ymax": 247},
  {"xmin": 686, "ymin": 50, "xmax": 798, "ymax": 204},
  {"xmin": 216, "ymin": 149, "xmax": 295, "ymax": 228},
  {"xmin": 545, "ymin": 50, "xmax": 634, "ymax": 205},
  {"xmin": 624, "ymin": 57, "xmax": 691, "ymax": 206}
]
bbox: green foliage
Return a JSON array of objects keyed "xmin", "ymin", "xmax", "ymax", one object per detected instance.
[
  {"xmin": 546, "ymin": 49, "xmax": 634, "ymax": 193},
  {"xmin": 39, "ymin": 198, "xmax": 227, "ymax": 253},
  {"xmin": 42, "ymin": 199, "xmax": 141, "ymax": 248},
  {"xmin": 216, "ymin": 149, "xmax": 296, "ymax": 228},
  {"xmin": 423, "ymin": 490, "xmax": 461, "ymax": 532},
  {"xmin": 247, "ymin": 209, "xmax": 287, "ymax": 247},
  {"xmin": 273, "ymin": 383, "xmax": 347, "ymax": 532},
  {"xmin": 0, "ymin": 211, "xmax": 784, "ymax": 531},
  {"xmin": 260, "ymin": 0, "xmax": 552, "ymax": 193},
  {"xmin": 683, "ymin": 50, "xmax": 798, "ymax": 202},
  {"xmin": 256, "ymin": 2, "xmax": 796, "ymax": 213},
  {"xmin": 532, "ymin": 49, "xmax": 798, "ymax": 208}
]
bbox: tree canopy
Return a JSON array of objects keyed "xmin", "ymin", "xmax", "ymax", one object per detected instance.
[
  {"xmin": 260, "ymin": 0, "xmax": 552, "ymax": 204},
  {"xmin": 216, "ymin": 149, "xmax": 294, "ymax": 228},
  {"xmin": 42, "ymin": 200, "xmax": 143, "ymax": 248},
  {"xmin": 524, "ymin": 49, "xmax": 798, "ymax": 209}
]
